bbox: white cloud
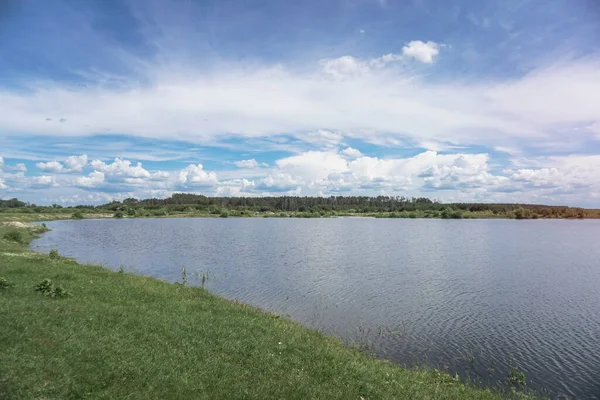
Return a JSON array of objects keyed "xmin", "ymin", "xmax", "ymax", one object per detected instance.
[
  {"xmin": 32, "ymin": 175, "xmax": 57, "ymax": 187},
  {"xmin": 321, "ymin": 56, "xmax": 368, "ymax": 79},
  {"xmin": 297, "ymin": 129, "xmax": 344, "ymax": 147},
  {"xmin": 177, "ymin": 164, "xmax": 218, "ymax": 186},
  {"xmin": 255, "ymin": 172, "xmax": 301, "ymax": 193},
  {"xmin": 64, "ymin": 155, "xmax": 88, "ymax": 172},
  {"xmin": 216, "ymin": 179, "xmax": 256, "ymax": 196},
  {"xmin": 65, "ymin": 157, "xmax": 221, "ymax": 193},
  {"xmin": 89, "ymin": 158, "xmax": 150, "ymax": 178},
  {"xmin": 13, "ymin": 163, "xmax": 27, "ymax": 173},
  {"xmin": 57, "ymin": 192, "xmax": 123, "ymax": 205},
  {"xmin": 0, "ymin": 157, "xmax": 6, "ymax": 189},
  {"xmin": 6, "ymin": 148, "xmax": 600, "ymax": 206},
  {"xmin": 235, "ymin": 159, "xmax": 260, "ymax": 168},
  {"xmin": 37, "ymin": 161, "xmax": 65, "ymax": 173},
  {"xmin": 276, "ymin": 151, "xmax": 348, "ymax": 183},
  {"xmin": 76, "ymin": 171, "xmax": 105, "ymax": 188},
  {"xmin": 402, "ymin": 40, "xmax": 440, "ymax": 63},
  {"xmin": 341, "ymin": 147, "xmax": 362, "ymax": 158},
  {"xmin": 149, "ymin": 171, "xmax": 171, "ymax": 181},
  {"xmin": 36, "ymin": 154, "xmax": 88, "ymax": 173},
  {"xmin": 1, "ymin": 54, "xmax": 598, "ymax": 156}
]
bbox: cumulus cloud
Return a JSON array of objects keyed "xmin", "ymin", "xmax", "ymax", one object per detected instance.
[
  {"xmin": 235, "ymin": 159, "xmax": 260, "ymax": 168},
  {"xmin": 255, "ymin": 172, "xmax": 301, "ymax": 193},
  {"xmin": 76, "ymin": 171, "xmax": 105, "ymax": 188},
  {"xmin": 6, "ymin": 149, "xmax": 600, "ymax": 205},
  {"xmin": 218, "ymin": 149, "xmax": 600, "ymax": 204},
  {"xmin": 32, "ymin": 175, "xmax": 57, "ymax": 188},
  {"xmin": 341, "ymin": 147, "xmax": 362, "ymax": 158},
  {"xmin": 402, "ymin": 40, "xmax": 440, "ymax": 63},
  {"xmin": 276, "ymin": 151, "xmax": 348, "ymax": 183},
  {"xmin": 37, "ymin": 161, "xmax": 64, "ymax": 173},
  {"xmin": 65, "ymin": 156, "xmax": 220, "ymax": 193},
  {"xmin": 321, "ymin": 56, "xmax": 368, "ymax": 79},
  {"xmin": 216, "ymin": 179, "xmax": 256, "ymax": 196},
  {"xmin": 64, "ymin": 155, "xmax": 88, "ymax": 172},
  {"xmin": 37, "ymin": 155, "xmax": 88, "ymax": 173},
  {"xmin": 177, "ymin": 164, "xmax": 218, "ymax": 186},
  {"xmin": 13, "ymin": 163, "xmax": 27, "ymax": 173},
  {"xmin": 89, "ymin": 158, "xmax": 150, "ymax": 178}
]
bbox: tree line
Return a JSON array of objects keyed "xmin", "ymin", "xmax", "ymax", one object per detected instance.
[{"xmin": 0, "ymin": 194, "xmax": 592, "ymax": 219}]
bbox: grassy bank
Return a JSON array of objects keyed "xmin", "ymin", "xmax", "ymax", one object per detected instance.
[{"xmin": 1, "ymin": 224, "xmax": 528, "ymax": 399}]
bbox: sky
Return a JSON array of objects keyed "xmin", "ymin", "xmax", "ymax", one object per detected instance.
[{"xmin": 1, "ymin": 0, "xmax": 600, "ymax": 206}]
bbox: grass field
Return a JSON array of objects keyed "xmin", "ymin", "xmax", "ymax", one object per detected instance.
[{"xmin": 0, "ymin": 223, "xmax": 533, "ymax": 399}]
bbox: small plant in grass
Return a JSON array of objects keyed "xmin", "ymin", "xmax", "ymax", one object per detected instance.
[
  {"xmin": 432, "ymin": 369, "xmax": 460, "ymax": 385},
  {"xmin": 3, "ymin": 230, "xmax": 23, "ymax": 243},
  {"xmin": 181, "ymin": 267, "xmax": 188, "ymax": 286},
  {"xmin": 49, "ymin": 249, "xmax": 60, "ymax": 259},
  {"xmin": 33, "ymin": 278, "xmax": 72, "ymax": 298},
  {"xmin": 507, "ymin": 366, "xmax": 526, "ymax": 386},
  {"xmin": 0, "ymin": 277, "xmax": 12, "ymax": 289},
  {"xmin": 51, "ymin": 286, "xmax": 72, "ymax": 298},
  {"xmin": 118, "ymin": 265, "xmax": 126, "ymax": 274},
  {"xmin": 194, "ymin": 271, "xmax": 208, "ymax": 288},
  {"xmin": 34, "ymin": 278, "xmax": 54, "ymax": 294}
]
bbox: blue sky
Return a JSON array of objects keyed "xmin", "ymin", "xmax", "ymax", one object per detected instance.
[{"xmin": 1, "ymin": 0, "xmax": 599, "ymax": 206}]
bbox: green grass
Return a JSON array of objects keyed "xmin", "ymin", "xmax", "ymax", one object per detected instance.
[{"xmin": 0, "ymin": 225, "xmax": 527, "ymax": 399}]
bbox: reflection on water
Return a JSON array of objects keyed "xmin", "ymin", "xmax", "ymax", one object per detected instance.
[{"xmin": 32, "ymin": 218, "xmax": 600, "ymax": 398}]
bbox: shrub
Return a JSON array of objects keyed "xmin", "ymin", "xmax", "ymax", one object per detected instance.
[
  {"xmin": 441, "ymin": 208, "xmax": 453, "ymax": 219},
  {"xmin": 72, "ymin": 211, "xmax": 84, "ymax": 219},
  {"xmin": 49, "ymin": 249, "xmax": 60, "ymax": 259},
  {"xmin": 514, "ymin": 207, "xmax": 525, "ymax": 220},
  {"xmin": 0, "ymin": 277, "xmax": 12, "ymax": 289},
  {"xmin": 451, "ymin": 210, "xmax": 463, "ymax": 219},
  {"xmin": 114, "ymin": 211, "xmax": 124, "ymax": 218},
  {"xmin": 220, "ymin": 211, "xmax": 229, "ymax": 218},
  {"xmin": 3, "ymin": 230, "xmax": 23, "ymax": 243}
]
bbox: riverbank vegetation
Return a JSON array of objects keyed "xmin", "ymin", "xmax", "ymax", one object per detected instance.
[
  {"xmin": 1, "ymin": 195, "xmax": 597, "ymax": 220},
  {"xmin": 0, "ymin": 224, "xmax": 532, "ymax": 399}
]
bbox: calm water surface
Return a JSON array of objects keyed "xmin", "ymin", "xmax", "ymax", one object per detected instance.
[{"xmin": 32, "ymin": 218, "xmax": 600, "ymax": 399}]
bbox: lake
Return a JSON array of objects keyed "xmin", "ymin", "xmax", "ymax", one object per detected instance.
[{"xmin": 31, "ymin": 218, "xmax": 600, "ymax": 398}]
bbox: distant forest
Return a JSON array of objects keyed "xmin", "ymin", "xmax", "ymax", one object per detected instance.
[{"xmin": 0, "ymin": 194, "xmax": 594, "ymax": 219}]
